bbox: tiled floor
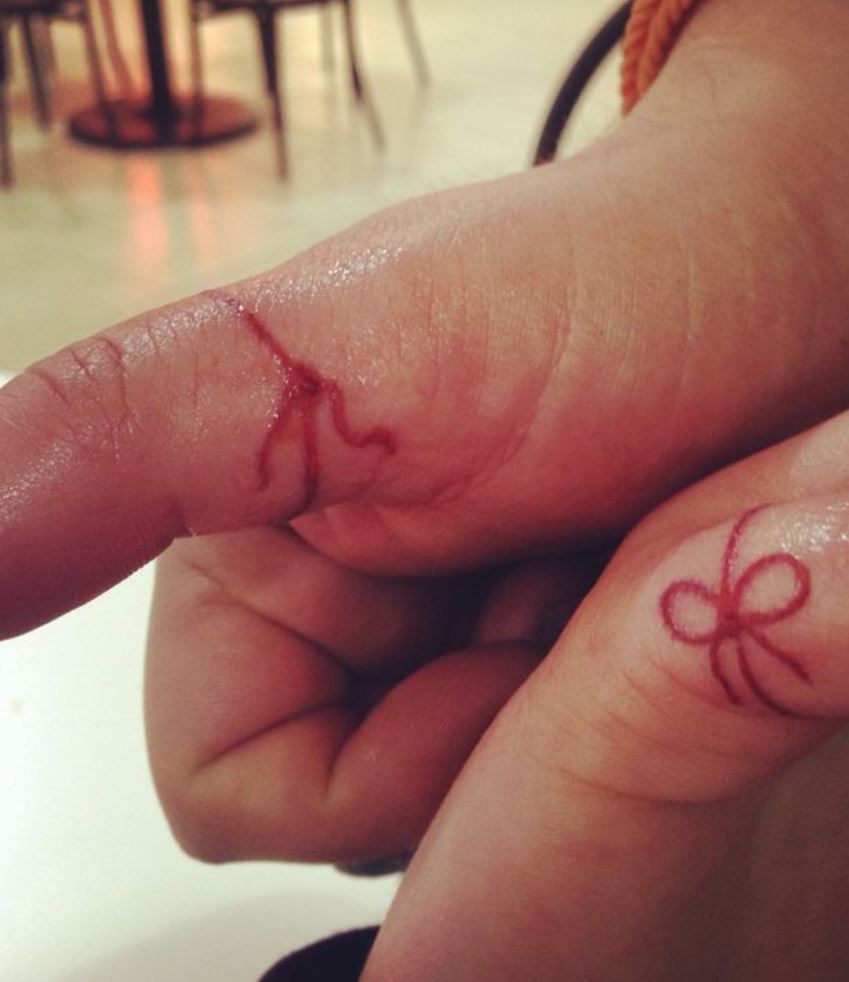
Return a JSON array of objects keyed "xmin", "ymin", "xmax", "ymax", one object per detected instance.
[{"xmin": 0, "ymin": 0, "xmax": 620, "ymax": 370}]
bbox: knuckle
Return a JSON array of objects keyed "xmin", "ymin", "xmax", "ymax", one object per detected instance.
[
  {"xmin": 156, "ymin": 780, "xmax": 239, "ymax": 865},
  {"xmin": 24, "ymin": 334, "xmax": 136, "ymax": 459}
]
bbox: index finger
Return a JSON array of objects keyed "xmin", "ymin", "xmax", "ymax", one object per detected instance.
[
  {"xmin": 6, "ymin": 159, "xmax": 848, "ymax": 639},
  {"xmin": 0, "ymin": 173, "xmax": 595, "ymax": 639},
  {"xmin": 1, "ymin": 178, "xmax": 573, "ymax": 639},
  {"xmin": 0, "ymin": 267, "xmax": 412, "ymax": 638}
]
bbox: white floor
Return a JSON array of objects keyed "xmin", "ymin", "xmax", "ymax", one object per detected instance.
[{"xmin": 0, "ymin": 3, "xmax": 621, "ymax": 979}]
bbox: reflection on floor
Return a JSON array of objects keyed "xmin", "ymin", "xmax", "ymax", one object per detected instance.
[{"xmin": 0, "ymin": 0, "xmax": 619, "ymax": 370}]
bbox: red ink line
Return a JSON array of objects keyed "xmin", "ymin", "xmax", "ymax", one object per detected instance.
[
  {"xmin": 747, "ymin": 626, "xmax": 811, "ymax": 682},
  {"xmin": 719, "ymin": 506, "xmax": 764, "ymax": 594},
  {"xmin": 328, "ymin": 384, "xmax": 396, "ymax": 452},
  {"xmin": 709, "ymin": 638, "xmax": 739, "ymax": 706},
  {"xmin": 207, "ymin": 289, "xmax": 397, "ymax": 512},
  {"xmin": 736, "ymin": 640, "xmax": 805, "ymax": 719},
  {"xmin": 659, "ymin": 505, "xmax": 812, "ymax": 718},
  {"xmin": 734, "ymin": 554, "xmax": 810, "ymax": 627},
  {"xmin": 299, "ymin": 397, "xmax": 319, "ymax": 508}
]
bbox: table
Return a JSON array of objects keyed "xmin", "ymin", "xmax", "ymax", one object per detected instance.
[{"xmin": 70, "ymin": 0, "xmax": 257, "ymax": 148}]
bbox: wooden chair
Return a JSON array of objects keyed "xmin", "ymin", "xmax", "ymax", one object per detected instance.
[
  {"xmin": 316, "ymin": 0, "xmax": 428, "ymax": 84},
  {"xmin": 188, "ymin": 0, "xmax": 428, "ymax": 177},
  {"xmin": 0, "ymin": 0, "xmax": 114, "ymax": 187}
]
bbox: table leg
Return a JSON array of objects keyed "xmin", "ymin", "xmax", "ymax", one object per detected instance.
[
  {"xmin": 21, "ymin": 14, "xmax": 52, "ymax": 129},
  {"xmin": 69, "ymin": 0, "xmax": 257, "ymax": 149}
]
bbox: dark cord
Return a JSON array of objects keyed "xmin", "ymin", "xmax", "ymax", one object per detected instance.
[{"xmin": 532, "ymin": 2, "xmax": 631, "ymax": 166}]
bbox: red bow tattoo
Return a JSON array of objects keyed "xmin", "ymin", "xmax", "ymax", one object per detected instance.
[
  {"xmin": 207, "ymin": 290, "xmax": 397, "ymax": 514},
  {"xmin": 660, "ymin": 506, "xmax": 812, "ymax": 718}
]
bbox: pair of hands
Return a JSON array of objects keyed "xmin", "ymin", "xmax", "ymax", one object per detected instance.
[{"xmin": 7, "ymin": 1, "xmax": 849, "ymax": 978}]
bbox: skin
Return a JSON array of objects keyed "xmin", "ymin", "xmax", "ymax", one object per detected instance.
[
  {"xmin": 4, "ymin": 0, "xmax": 849, "ymax": 977},
  {"xmin": 658, "ymin": 505, "xmax": 813, "ymax": 718},
  {"xmin": 376, "ymin": 421, "xmax": 849, "ymax": 982}
]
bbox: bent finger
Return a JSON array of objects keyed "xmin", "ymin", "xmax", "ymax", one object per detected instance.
[
  {"xmin": 149, "ymin": 574, "xmax": 541, "ymax": 866},
  {"xmin": 147, "ymin": 539, "xmax": 602, "ymax": 863}
]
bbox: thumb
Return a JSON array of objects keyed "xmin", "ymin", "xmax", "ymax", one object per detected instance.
[{"xmin": 363, "ymin": 408, "xmax": 849, "ymax": 981}]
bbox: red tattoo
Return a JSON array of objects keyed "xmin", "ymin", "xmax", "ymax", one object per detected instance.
[
  {"xmin": 660, "ymin": 506, "xmax": 812, "ymax": 718},
  {"xmin": 208, "ymin": 290, "xmax": 397, "ymax": 512}
]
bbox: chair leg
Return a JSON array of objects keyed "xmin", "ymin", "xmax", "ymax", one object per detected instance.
[
  {"xmin": 80, "ymin": 0, "xmax": 119, "ymax": 139},
  {"xmin": 188, "ymin": 2, "xmax": 204, "ymax": 138},
  {"xmin": 21, "ymin": 13, "xmax": 52, "ymax": 129},
  {"xmin": 37, "ymin": 14, "xmax": 55, "ymax": 76},
  {"xmin": 97, "ymin": 0, "xmax": 135, "ymax": 97},
  {"xmin": 340, "ymin": 0, "xmax": 383, "ymax": 150},
  {"xmin": 0, "ymin": 19, "xmax": 11, "ymax": 187},
  {"xmin": 255, "ymin": 7, "xmax": 287, "ymax": 177},
  {"xmin": 320, "ymin": 2, "xmax": 334, "ymax": 71},
  {"xmin": 396, "ymin": 0, "xmax": 428, "ymax": 85}
]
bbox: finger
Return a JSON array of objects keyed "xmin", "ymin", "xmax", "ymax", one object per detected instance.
[
  {"xmin": 155, "ymin": 527, "xmax": 462, "ymax": 675},
  {"xmin": 145, "ymin": 527, "xmax": 461, "ymax": 807},
  {"xmin": 0, "ymin": 281, "xmax": 408, "ymax": 638},
  {"xmin": 147, "ymin": 540, "xmax": 541, "ymax": 862},
  {"xmin": 363, "ymin": 410, "xmax": 849, "ymax": 981},
  {"xmin": 147, "ymin": 532, "xmax": 584, "ymax": 863},
  {"xmin": 471, "ymin": 552, "xmax": 608, "ymax": 648},
  {"xmin": 156, "ymin": 641, "xmax": 537, "ymax": 865},
  {"xmin": 6, "ymin": 113, "xmax": 849, "ymax": 636}
]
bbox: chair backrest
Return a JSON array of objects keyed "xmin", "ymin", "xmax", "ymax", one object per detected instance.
[{"xmin": 0, "ymin": 0, "xmax": 66, "ymax": 13}]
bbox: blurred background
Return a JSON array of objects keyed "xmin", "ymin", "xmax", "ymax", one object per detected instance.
[
  {"xmin": 1, "ymin": 2, "xmax": 620, "ymax": 979},
  {"xmin": 0, "ymin": 0, "xmax": 620, "ymax": 370}
]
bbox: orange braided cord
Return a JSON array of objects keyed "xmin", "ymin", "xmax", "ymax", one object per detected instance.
[{"xmin": 621, "ymin": 0, "xmax": 703, "ymax": 113}]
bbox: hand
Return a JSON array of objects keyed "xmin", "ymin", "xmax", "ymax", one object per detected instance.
[
  {"xmin": 367, "ymin": 398, "xmax": 849, "ymax": 981},
  {"xmin": 362, "ymin": 4, "xmax": 849, "ymax": 977},
  {"xmin": 3, "ymin": 0, "xmax": 849, "ymax": 977}
]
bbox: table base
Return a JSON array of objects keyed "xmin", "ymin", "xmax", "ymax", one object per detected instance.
[{"xmin": 69, "ymin": 94, "xmax": 258, "ymax": 149}]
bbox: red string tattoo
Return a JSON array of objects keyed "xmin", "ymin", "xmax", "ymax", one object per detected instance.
[
  {"xmin": 208, "ymin": 290, "xmax": 397, "ymax": 512},
  {"xmin": 659, "ymin": 506, "xmax": 812, "ymax": 718}
]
